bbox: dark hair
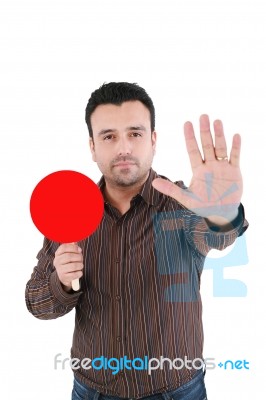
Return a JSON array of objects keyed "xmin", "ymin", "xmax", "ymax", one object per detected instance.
[{"xmin": 85, "ymin": 82, "xmax": 155, "ymax": 138}]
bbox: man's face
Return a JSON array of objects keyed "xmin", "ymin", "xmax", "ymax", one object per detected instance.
[{"xmin": 89, "ymin": 100, "xmax": 157, "ymax": 187}]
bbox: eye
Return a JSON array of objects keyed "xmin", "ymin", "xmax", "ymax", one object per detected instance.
[
  {"xmin": 103, "ymin": 135, "xmax": 114, "ymax": 141},
  {"xmin": 130, "ymin": 132, "xmax": 142, "ymax": 137}
]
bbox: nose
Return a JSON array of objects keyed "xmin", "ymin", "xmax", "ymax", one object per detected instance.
[{"xmin": 116, "ymin": 136, "xmax": 132, "ymax": 156}]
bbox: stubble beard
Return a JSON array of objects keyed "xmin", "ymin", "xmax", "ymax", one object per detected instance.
[
  {"xmin": 98, "ymin": 154, "xmax": 154, "ymax": 188},
  {"xmin": 109, "ymin": 165, "xmax": 150, "ymax": 188}
]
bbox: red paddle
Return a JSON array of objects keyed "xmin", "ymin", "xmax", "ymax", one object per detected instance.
[{"xmin": 30, "ymin": 170, "xmax": 104, "ymax": 291}]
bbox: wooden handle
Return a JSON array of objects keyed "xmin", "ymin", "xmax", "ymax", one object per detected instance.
[
  {"xmin": 72, "ymin": 278, "xmax": 80, "ymax": 291},
  {"xmin": 71, "ymin": 242, "xmax": 80, "ymax": 291}
]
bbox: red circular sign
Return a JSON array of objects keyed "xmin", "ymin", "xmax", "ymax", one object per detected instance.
[{"xmin": 30, "ymin": 170, "xmax": 104, "ymax": 243}]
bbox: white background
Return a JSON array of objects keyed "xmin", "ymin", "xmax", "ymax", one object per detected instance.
[{"xmin": 0, "ymin": 0, "xmax": 265, "ymax": 398}]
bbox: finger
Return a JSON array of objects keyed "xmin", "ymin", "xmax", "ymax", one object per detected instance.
[
  {"xmin": 57, "ymin": 252, "xmax": 83, "ymax": 265},
  {"xmin": 64, "ymin": 270, "xmax": 84, "ymax": 282},
  {"xmin": 184, "ymin": 121, "xmax": 203, "ymax": 170},
  {"xmin": 229, "ymin": 133, "xmax": 241, "ymax": 167},
  {"xmin": 213, "ymin": 119, "xmax": 228, "ymax": 159},
  {"xmin": 63, "ymin": 262, "xmax": 84, "ymax": 273},
  {"xmin": 55, "ymin": 243, "xmax": 82, "ymax": 256},
  {"xmin": 70, "ymin": 270, "xmax": 83, "ymax": 279},
  {"xmin": 200, "ymin": 114, "xmax": 216, "ymax": 161}
]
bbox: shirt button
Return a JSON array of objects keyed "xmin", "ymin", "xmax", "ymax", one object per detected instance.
[
  {"xmin": 116, "ymin": 336, "xmax": 121, "ymax": 341},
  {"xmin": 116, "ymin": 295, "xmax": 121, "ymax": 300}
]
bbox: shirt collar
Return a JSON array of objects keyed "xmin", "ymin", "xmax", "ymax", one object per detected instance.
[
  {"xmin": 139, "ymin": 168, "xmax": 161, "ymax": 206},
  {"xmin": 97, "ymin": 168, "xmax": 162, "ymax": 207}
]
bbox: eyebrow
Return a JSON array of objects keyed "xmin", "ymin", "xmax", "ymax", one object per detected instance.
[{"xmin": 97, "ymin": 125, "xmax": 147, "ymax": 136}]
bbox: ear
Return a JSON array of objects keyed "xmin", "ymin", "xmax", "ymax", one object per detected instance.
[
  {"xmin": 152, "ymin": 131, "xmax": 157, "ymax": 154},
  {"xmin": 89, "ymin": 137, "xmax": 97, "ymax": 162}
]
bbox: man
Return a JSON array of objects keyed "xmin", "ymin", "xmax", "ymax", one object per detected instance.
[{"xmin": 26, "ymin": 82, "xmax": 248, "ymax": 400}]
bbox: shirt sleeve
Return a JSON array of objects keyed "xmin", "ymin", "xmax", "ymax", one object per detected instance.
[
  {"xmin": 184, "ymin": 203, "xmax": 249, "ymax": 257},
  {"xmin": 25, "ymin": 237, "xmax": 82, "ymax": 320}
]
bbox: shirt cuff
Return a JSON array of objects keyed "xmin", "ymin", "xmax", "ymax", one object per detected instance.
[
  {"xmin": 50, "ymin": 270, "xmax": 82, "ymax": 306},
  {"xmin": 205, "ymin": 203, "xmax": 246, "ymax": 232}
]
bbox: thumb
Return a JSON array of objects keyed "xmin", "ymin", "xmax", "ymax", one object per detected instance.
[{"xmin": 152, "ymin": 178, "xmax": 184, "ymax": 202}]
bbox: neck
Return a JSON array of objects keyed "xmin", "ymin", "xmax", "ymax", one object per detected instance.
[{"xmin": 103, "ymin": 172, "xmax": 149, "ymax": 215}]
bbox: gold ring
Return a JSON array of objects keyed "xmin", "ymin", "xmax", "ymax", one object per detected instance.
[{"xmin": 216, "ymin": 156, "xmax": 228, "ymax": 161}]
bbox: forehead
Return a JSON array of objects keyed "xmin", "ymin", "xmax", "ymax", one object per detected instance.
[{"xmin": 91, "ymin": 101, "xmax": 151, "ymax": 130}]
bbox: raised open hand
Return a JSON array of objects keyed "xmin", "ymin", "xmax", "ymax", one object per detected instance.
[{"xmin": 152, "ymin": 115, "xmax": 243, "ymax": 224}]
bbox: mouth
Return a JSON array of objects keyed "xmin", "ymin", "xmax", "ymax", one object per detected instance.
[{"xmin": 113, "ymin": 162, "xmax": 136, "ymax": 167}]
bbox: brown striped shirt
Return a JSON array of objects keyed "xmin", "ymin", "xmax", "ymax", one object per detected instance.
[{"xmin": 25, "ymin": 168, "xmax": 248, "ymax": 398}]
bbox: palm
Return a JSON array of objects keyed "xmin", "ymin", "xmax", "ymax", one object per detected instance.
[{"xmin": 152, "ymin": 115, "xmax": 243, "ymax": 220}]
